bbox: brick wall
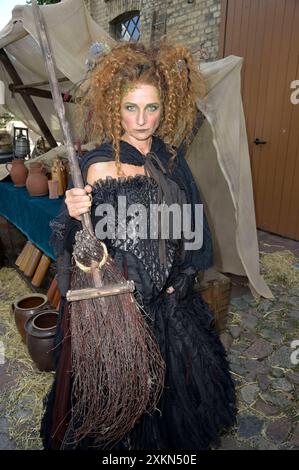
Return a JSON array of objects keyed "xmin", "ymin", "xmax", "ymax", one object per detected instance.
[
  {"xmin": 140, "ymin": 0, "xmax": 221, "ymax": 62},
  {"xmin": 88, "ymin": 0, "xmax": 141, "ymax": 35},
  {"xmin": 87, "ymin": 0, "xmax": 222, "ymax": 62}
]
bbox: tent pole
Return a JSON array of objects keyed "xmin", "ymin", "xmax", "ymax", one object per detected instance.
[
  {"xmin": 12, "ymin": 77, "xmax": 69, "ymax": 90},
  {"xmin": 8, "ymin": 85, "xmax": 72, "ymax": 102},
  {"xmin": 0, "ymin": 48, "xmax": 57, "ymax": 148}
]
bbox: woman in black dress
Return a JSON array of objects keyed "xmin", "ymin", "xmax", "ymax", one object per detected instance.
[{"xmin": 41, "ymin": 41, "xmax": 236, "ymax": 450}]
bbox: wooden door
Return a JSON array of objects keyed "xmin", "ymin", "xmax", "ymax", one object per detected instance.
[{"xmin": 219, "ymin": 0, "xmax": 299, "ymax": 240}]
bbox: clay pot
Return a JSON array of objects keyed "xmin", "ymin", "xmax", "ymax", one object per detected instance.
[
  {"xmin": 25, "ymin": 310, "xmax": 58, "ymax": 372},
  {"xmin": 26, "ymin": 162, "xmax": 49, "ymax": 196},
  {"xmin": 13, "ymin": 293, "xmax": 49, "ymax": 343},
  {"xmin": 6, "ymin": 159, "xmax": 28, "ymax": 187}
]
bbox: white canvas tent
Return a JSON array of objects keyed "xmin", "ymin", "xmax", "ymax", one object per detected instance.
[
  {"xmin": 0, "ymin": 0, "xmax": 273, "ymax": 298},
  {"xmin": 0, "ymin": 0, "xmax": 114, "ymax": 141}
]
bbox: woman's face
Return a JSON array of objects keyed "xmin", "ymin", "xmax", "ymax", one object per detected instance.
[{"xmin": 120, "ymin": 83, "xmax": 162, "ymax": 142}]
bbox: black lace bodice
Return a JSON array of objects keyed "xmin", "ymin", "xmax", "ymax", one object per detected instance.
[{"xmin": 91, "ymin": 175, "xmax": 180, "ymax": 291}]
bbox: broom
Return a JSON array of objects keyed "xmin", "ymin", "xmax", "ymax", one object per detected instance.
[{"xmin": 32, "ymin": 1, "xmax": 165, "ymax": 448}]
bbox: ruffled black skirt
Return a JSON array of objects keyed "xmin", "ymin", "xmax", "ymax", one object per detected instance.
[{"xmin": 128, "ymin": 290, "xmax": 237, "ymax": 450}]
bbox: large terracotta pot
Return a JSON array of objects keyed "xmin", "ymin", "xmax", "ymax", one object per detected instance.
[
  {"xmin": 13, "ymin": 293, "xmax": 49, "ymax": 343},
  {"xmin": 25, "ymin": 310, "xmax": 58, "ymax": 372},
  {"xmin": 26, "ymin": 162, "xmax": 49, "ymax": 196},
  {"xmin": 5, "ymin": 159, "xmax": 28, "ymax": 187}
]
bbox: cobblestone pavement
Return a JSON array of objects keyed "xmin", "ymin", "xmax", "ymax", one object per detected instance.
[
  {"xmin": 218, "ymin": 291, "xmax": 299, "ymax": 450},
  {"xmin": 217, "ymin": 230, "xmax": 299, "ymax": 450},
  {"xmin": 0, "ymin": 230, "xmax": 298, "ymax": 450}
]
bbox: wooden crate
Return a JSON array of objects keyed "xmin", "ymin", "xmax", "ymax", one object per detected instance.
[
  {"xmin": 0, "ymin": 215, "xmax": 27, "ymax": 265},
  {"xmin": 194, "ymin": 268, "xmax": 232, "ymax": 334}
]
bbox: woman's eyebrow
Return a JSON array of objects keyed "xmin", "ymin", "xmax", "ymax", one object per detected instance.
[{"xmin": 123, "ymin": 102, "xmax": 160, "ymax": 106}]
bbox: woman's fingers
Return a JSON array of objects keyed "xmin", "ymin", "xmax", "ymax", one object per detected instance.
[
  {"xmin": 68, "ymin": 204, "xmax": 91, "ymax": 220},
  {"xmin": 70, "ymin": 195, "xmax": 91, "ymax": 204},
  {"xmin": 66, "ymin": 189, "xmax": 92, "ymax": 204},
  {"xmin": 66, "ymin": 187, "xmax": 88, "ymax": 197},
  {"xmin": 76, "ymin": 206, "xmax": 91, "ymax": 215},
  {"xmin": 84, "ymin": 184, "xmax": 92, "ymax": 193},
  {"xmin": 65, "ymin": 187, "xmax": 93, "ymax": 220},
  {"xmin": 67, "ymin": 196, "xmax": 91, "ymax": 209}
]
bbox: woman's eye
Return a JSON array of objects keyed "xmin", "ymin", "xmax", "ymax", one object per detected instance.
[
  {"xmin": 148, "ymin": 105, "xmax": 159, "ymax": 112},
  {"xmin": 125, "ymin": 105, "xmax": 159, "ymax": 112}
]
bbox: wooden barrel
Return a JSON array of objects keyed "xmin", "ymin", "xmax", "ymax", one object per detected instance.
[{"xmin": 194, "ymin": 268, "xmax": 232, "ymax": 334}]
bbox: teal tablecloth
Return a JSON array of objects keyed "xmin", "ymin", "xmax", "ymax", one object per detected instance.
[{"xmin": 0, "ymin": 181, "xmax": 63, "ymax": 260}]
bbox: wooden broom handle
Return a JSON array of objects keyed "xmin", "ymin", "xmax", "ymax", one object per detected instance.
[
  {"xmin": 32, "ymin": 0, "xmax": 103, "ymax": 289},
  {"xmin": 32, "ymin": 2, "xmax": 135, "ymax": 300},
  {"xmin": 31, "ymin": 0, "xmax": 93, "ymax": 235}
]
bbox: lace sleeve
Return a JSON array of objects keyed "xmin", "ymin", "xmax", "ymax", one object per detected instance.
[
  {"xmin": 49, "ymin": 200, "xmax": 70, "ymax": 257},
  {"xmin": 49, "ymin": 176, "xmax": 82, "ymax": 257}
]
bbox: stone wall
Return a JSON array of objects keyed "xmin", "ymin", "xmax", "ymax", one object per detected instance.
[{"xmin": 87, "ymin": 0, "xmax": 222, "ymax": 62}]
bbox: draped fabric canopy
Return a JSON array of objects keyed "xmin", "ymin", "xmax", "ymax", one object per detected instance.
[
  {"xmin": 0, "ymin": 0, "xmax": 272, "ymax": 298},
  {"xmin": 0, "ymin": 0, "xmax": 114, "ymax": 141},
  {"xmin": 189, "ymin": 56, "xmax": 273, "ymax": 298}
]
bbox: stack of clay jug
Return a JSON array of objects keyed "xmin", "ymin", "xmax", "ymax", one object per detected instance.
[{"xmin": 51, "ymin": 157, "xmax": 68, "ymax": 196}]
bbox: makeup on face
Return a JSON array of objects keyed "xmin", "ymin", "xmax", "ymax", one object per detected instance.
[{"xmin": 120, "ymin": 84, "xmax": 162, "ymax": 151}]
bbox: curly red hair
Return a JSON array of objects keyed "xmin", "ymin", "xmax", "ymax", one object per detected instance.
[{"xmin": 78, "ymin": 40, "xmax": 206, "ymax": 173}]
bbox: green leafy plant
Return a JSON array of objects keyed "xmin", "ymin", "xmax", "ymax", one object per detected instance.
[
  {"xmin": 26, "ymin": 1, "xmax": 61, "ymax": 5},
  {"xmin": 0, "ymin": 112, "xmax": 14, "ymax": 129}
]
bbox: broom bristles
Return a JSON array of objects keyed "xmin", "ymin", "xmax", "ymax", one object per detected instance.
[{"xmin": 67, "ymin": 230, "xmax": 165, "ymax": 448}]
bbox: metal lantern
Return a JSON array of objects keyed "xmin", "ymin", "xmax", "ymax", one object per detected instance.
[{"xmin": 13, "ymin": 127, "xmax": 30, "ymax": 159}]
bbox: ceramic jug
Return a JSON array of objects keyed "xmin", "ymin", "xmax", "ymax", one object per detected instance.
[
  {"xmin": 6, "ymin": 159, "xmax": 28, "ymax": 187},
  {"xmin": 13, "ymin": 293, "xmax": 49, "ymax": 343},
  {"xmin": 25, "ymin": 310, "xmax": 58, "ymax": 372},
  {"xmin": 26, "ymin": 162, "xmax": 49, "ymax": 196}
]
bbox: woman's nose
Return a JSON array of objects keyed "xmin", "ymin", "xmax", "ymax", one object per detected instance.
[{"xmin": 136, "ymin": 111, "xmax": 146, "ymax": 126}]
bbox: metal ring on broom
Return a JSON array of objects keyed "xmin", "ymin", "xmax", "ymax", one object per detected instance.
[{"xmin": 73, "ymin": 241, "xmax": 109, "ymax": 272}]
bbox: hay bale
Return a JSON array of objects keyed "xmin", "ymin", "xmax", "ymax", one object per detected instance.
[
  {"xmin": 260, "ymin": 250, "xmax": 299, "ymax": 288},
  {"xmin": 0, "ymin": 267, "xmax": 53, "ymax": 449}
]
